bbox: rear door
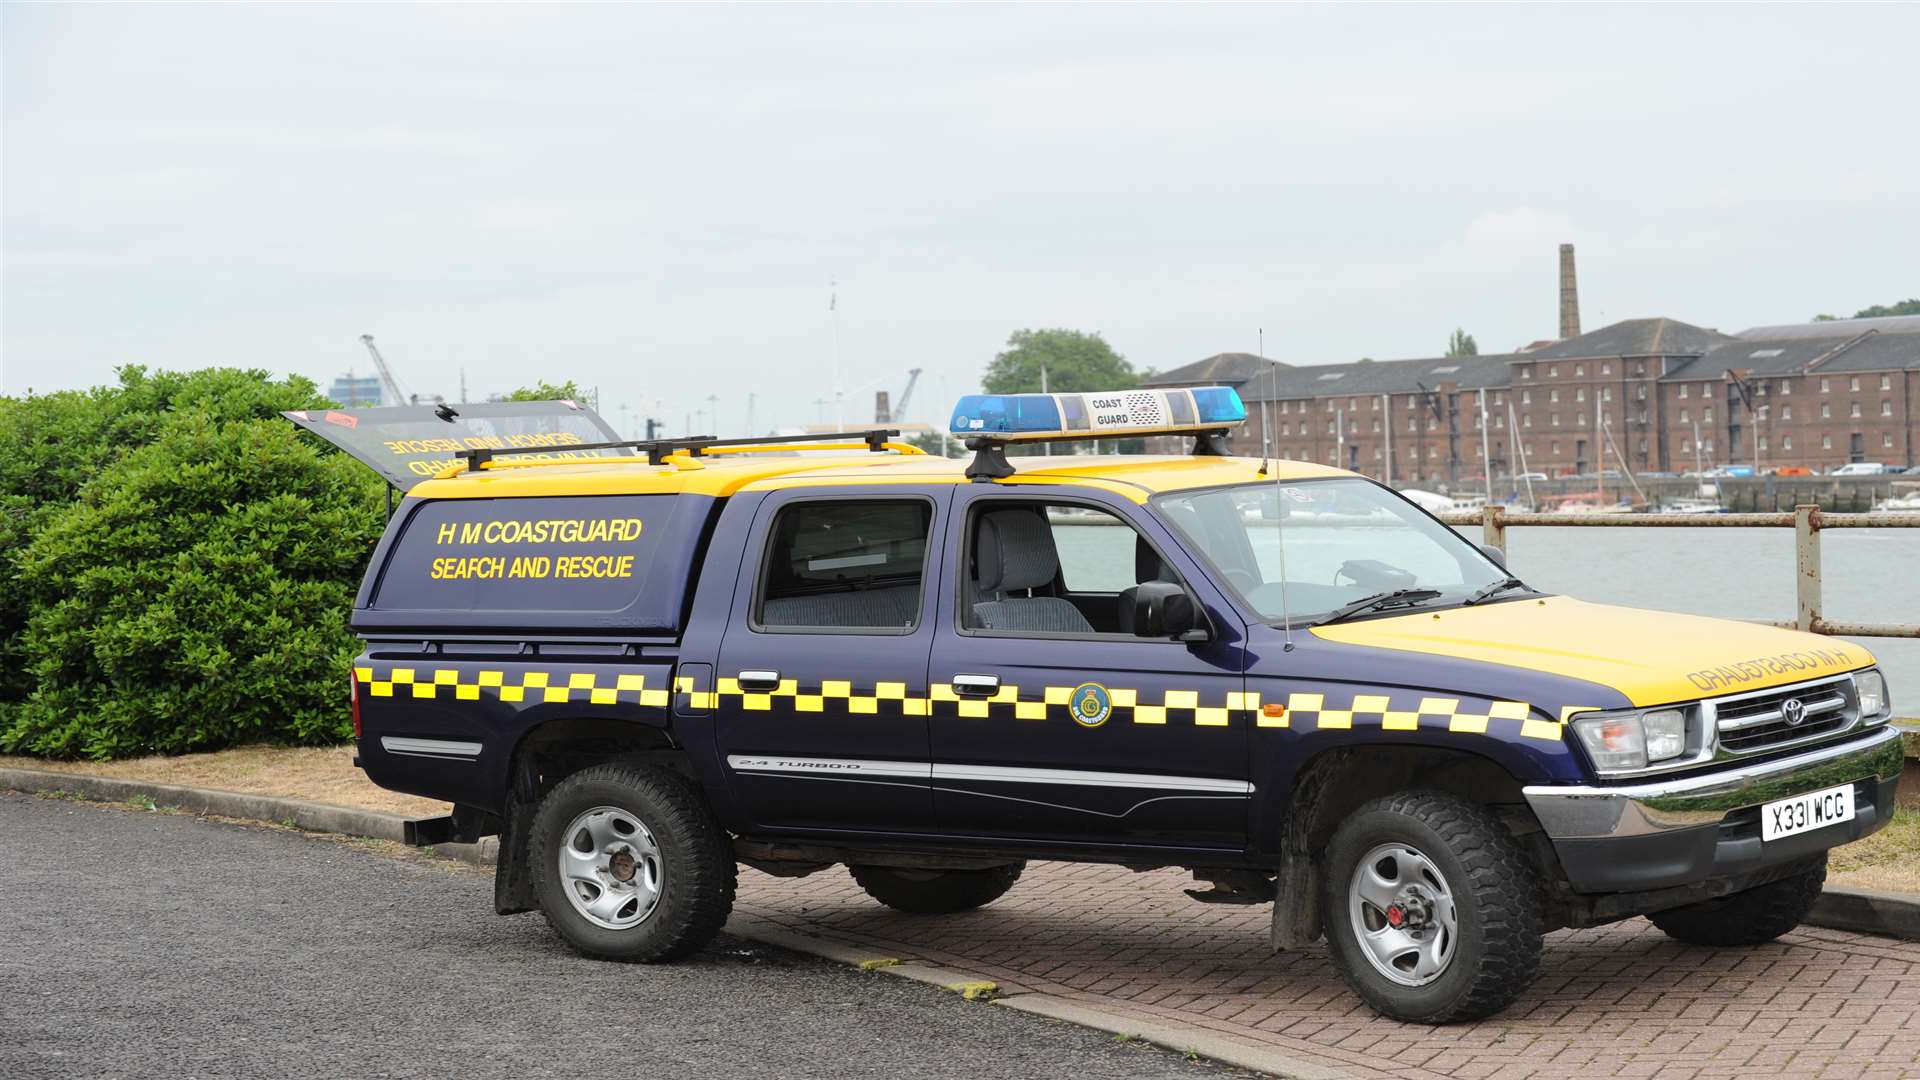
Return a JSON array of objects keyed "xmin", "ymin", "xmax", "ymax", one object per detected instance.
[
  {"xmin": 927, "ymin": 487, "xmax": 1252, "ymax": 850},
  {"xmin": 714, "ymin": 487, "xmax": 951, "ymax": 832}
]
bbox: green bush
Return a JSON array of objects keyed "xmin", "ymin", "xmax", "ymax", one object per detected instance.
[{"xmin": 0, "ymin": 367, "xmax": 385, "ymax": 759}]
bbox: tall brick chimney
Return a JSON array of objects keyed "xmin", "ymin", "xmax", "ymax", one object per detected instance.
[{"xmin": 1558, "ymin": 243, "xmax": 1581, "ymax": 340}]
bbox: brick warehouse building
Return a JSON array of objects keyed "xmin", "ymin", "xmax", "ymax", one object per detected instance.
[{"xmin": 1147, "ymin": 314, "xmax": 1920, "ymax": 487}]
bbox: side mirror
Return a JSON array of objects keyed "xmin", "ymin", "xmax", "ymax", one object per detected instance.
[
  {"xmin": 1476, "ymin": 542, "xmax": 1507, "ymax": 570},
  {"xmin": 1131, "ymin": 581, "xmax": 1209, "ymax": 642}
]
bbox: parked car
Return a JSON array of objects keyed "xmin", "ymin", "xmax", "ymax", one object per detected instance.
[
  {"xmin": 300, "ymin": 388, "xmax": 1901, "ymax": 1026},
  {"xmin": 1515, "ymin": 471, "xmax": 1548, "ymax": 482},
  {"xmin": 1830, "ymin": 462, "xmax": 1893, "ymax": 477}
]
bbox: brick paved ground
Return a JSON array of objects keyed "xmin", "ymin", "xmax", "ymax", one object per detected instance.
[{"xmin": 734, "ymin": 860, "xmax": 1920, "ymax": 1079}]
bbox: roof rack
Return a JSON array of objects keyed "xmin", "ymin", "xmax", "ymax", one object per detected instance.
[{"xmin": 454, "ymin": 428, "xmax": 902, "ymax": 469}]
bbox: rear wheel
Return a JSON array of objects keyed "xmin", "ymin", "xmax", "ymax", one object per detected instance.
[
  {"xmin": 1322, "ymin": 791, "xmax": 1542, "ymax": 1024},
  {"xmin": 1649, "ymin": 857, "xmax": 1826, "ymax": 946},
  {"xmin": 530, "ymin": 764, "xmax": 735, "ymax": 962},
  {"xmin": 850, "ymin": 862, "xmax": 1026, "ymax": 914}
]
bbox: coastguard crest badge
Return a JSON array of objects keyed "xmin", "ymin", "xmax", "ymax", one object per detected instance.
[{"xmin": 1071, "ymin": 682, "xmax": 1113, "ymax": 728}]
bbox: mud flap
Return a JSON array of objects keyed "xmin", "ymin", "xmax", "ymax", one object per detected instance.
[
  {"xmin": 1269, "ymin": 844, "xmax": 1323, "ymax": 952},
  {"xmin": 493, "ymin": 793, "xmax": 539, "ymax": 916}
]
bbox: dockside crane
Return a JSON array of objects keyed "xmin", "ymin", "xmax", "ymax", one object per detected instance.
[
  {"xmin": 893, "ymin": 367, "xmax": 922, "ymax": 421},
  {"xmin": 875, "ymin": 367, "xmax": 924, "ymax": 424},
  {"xmin": 359, "ymin": 334, "xmax": 409, "ymax": 407}
]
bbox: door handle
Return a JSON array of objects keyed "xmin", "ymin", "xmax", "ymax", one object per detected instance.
[
  {"xmin": 951, "ymin": 673, "xmax": 1000, "ymax": 697},
  {"xmin": 737, "ymin": 670, "xmax": 781, "ymax": 691}
]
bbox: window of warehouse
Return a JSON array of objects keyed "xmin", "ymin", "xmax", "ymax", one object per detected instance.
[{"xmin": 755, "ymin": 499, "xmax": 932, "ymax": 632}]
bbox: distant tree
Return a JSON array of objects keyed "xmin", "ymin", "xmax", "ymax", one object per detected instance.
[
  {"xmin": 982, "ymin": 330, "xmax": 1136, "ymax": 395},
  {"xmin": 1813, "ymin": 299, "xmax": 1919, "ymax": 322},
  {"xmin": 1357, "ymin": 357, "xmax": 1375, "ymax": 364},
  {"xmin": 1445, "ymin": 329, "xmax": 1479, "ymax": 358},
  {"xmin": 504, "ymin": 380, "xmax": 587, "ymax": 403},
  {"xmin": 906, "ymin": 431, "xmax": 964, "ymax": 458},
  {"xmin": 1854, "ymin": 299, "xmax": 1920, "ymax": 318}
]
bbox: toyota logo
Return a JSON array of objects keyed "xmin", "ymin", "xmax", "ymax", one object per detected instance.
[{"xmin": 1781, "ymin": 697, "xmax": 1806, "ymax": 726}]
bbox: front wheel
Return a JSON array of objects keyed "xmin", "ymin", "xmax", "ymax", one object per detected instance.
[
  {"xmin": 1649, "ymin": 857, "xmax": 1826, "ymax": 946},
  {"xmin": 850, "ymin": 862, "xmax": 1025, "ymax": 914},
  {"xmin": 1322, "ymin": 791, "xmax": 1543, "ymax": 1024},
  {"xmin": 530, "ymin": 764, "xmax": 736, "ymax": 962}
]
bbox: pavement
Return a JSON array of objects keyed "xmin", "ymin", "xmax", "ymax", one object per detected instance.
[
  {"xmin": 9, "ymin": 773, "xmax": 1920, "ymax": 1079},
  {"xmin": 0, "ymin": 792, "xmax": 1234, "ymax": 1080},
  {"xmin": 734, "ymin": 861, "xmax": 1920, "ymax": 1079}
]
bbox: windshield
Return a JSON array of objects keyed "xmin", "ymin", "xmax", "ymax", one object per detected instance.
[{"xmin": 1155, "ymin": 479, "xmax": 1509, "ymax": 624}]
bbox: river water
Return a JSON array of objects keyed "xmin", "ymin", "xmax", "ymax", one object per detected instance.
[{"xmin": 1495, "ymin": 526, "xmax": 1919, "ymax": 703}]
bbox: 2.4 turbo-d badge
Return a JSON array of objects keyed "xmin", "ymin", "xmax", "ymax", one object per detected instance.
[{"xmin": 1072, "ymin": 683, "xmax": 1113, "ymax": 728}]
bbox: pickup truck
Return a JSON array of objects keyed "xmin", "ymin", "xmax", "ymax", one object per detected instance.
[{"xmin": 303, "ymin": 388, "xmax": 1902, "ymax": 1024}]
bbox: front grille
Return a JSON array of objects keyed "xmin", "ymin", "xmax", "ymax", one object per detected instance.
[{"xmin": 1712, "ymin": 676, "xmax": 1857, "ymax": 755}]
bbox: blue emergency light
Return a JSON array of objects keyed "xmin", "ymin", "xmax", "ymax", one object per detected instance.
[
  {"xmin": 949, "ymin": 386, "xmax": 1248, "ymax": 479},
  {"xmin": 948, "ymin": 386, "xmax": 1247, "ymax": 441}
]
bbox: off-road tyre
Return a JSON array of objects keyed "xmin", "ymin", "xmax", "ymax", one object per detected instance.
[
  {"xmin": 849, "ymin": 862, "xmax": 1026, "ymax": 914},
  {"xmin": 1649, "ymin": 856, "xmax": 1826, "ymax": 947},
  {"xmin": 530, "ymin": 763, "xmax": 735, "ymax": 962},
  {"xmin": 1322, "ymin": 790, "xmax": 1543, "ymax": 1024}
]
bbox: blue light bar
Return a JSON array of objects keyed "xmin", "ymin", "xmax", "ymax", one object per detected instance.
[{"xmin": 949, "ymin": 386, "xmax": 1246, "ymax": 442}]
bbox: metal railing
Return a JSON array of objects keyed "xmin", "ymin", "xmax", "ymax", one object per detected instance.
[{"xmin": 1433, "ymin": 505, "xmax": 1920, "ymax": 639}]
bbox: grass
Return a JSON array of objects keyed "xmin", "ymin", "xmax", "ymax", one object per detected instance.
[{"xmin": 0, "ymin": 744, "xmax": 448, "ymax": 818}]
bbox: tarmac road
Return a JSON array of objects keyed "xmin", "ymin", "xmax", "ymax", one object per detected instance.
[{"xmin": 0, "ymin": 792, "xmax": 1231, "ymax": 1080}]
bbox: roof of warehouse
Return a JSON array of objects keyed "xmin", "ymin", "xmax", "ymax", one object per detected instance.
[
  {"xmin": 1668, "ymin": 326, "xmax": 1920, "ymax": 380},
  {"xmin": 1238, "ymin": 352, "xmax": 1514, "ymax": 402},
  {"xmin": 1734, "ymin": 315, "xmax": 1920, "ymax": 340},
  {"xmin": 1520, "ymin": 317, "xmax": 1736, "ymax": 361},
  {"xmin": 1143, "ymin": 352, "xmax": 1287, "ymax": 387}
]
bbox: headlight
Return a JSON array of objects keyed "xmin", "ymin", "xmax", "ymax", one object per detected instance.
[
  {"xmin": 1642, "ymin": 709, "xmax": 1687, "ymax": 760},
  {"xmin": 1856, "ymin": 669, "xmax": 1889, "ymax": 721},
  {"xmin": 1572, "ymin": 709, "xmax": 1691, "ymax": 774}
]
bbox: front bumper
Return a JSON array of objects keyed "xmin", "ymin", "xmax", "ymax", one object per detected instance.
[{"xmin": 1523, "ymin": 725, "xmax": 1905, "ymax": 893}]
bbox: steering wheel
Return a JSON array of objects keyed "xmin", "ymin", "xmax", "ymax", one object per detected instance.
[{"xmin": 1224, "ymin": 568, "xmax": 1260, "ymax": 593}]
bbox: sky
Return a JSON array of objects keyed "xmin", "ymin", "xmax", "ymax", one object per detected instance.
[{"xmin": 4, "ymin": 4, "xmax": 1916, "ymax": 437}]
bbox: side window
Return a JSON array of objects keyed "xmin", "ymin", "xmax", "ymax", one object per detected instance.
[
  {"xmin": 964, "ymin": 501, "xmax": 1171, "ymax": 636},
  {"xmin": 755, "ymin": 499, "xmax": 931, "ymax": 632},
  {"xmin": 1048, "ymin": 506, "xmax": 1140, "ymax": 593}
]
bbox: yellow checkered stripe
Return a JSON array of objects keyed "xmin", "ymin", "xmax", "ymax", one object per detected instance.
[
  {"xmin": 1271, "ymin": 693, "xmax": 1569, "ymax": 742},
  {"xmin": 355, "ymin": 666, "xmax": 1574, "ymax": 742},
  {"xmin": 700, "ymin": 680, "xmax": 1571, "ymax": 741},
  {"xmin": 354, "ymin": 667, "xmax": 671, "ymax": 708}
]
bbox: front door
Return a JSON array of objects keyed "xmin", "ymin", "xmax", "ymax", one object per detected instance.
[
  {"xmin": 927, "ymin": 488, "xmax": 1251, "ymax": 850},
  {"xmin": 715, "ymin": 487, "xmax": 948, "ymax": 832}
]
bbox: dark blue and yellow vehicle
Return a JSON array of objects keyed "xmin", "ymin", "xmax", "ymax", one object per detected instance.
[{"xmin": 303, "ymin": 388, "xmax": 1901, "ymax": 1023}]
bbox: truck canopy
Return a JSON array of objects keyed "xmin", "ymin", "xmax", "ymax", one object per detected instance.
[{"xmin": 283, "ymin": 400, "xmax": 624, "ymax": 492}]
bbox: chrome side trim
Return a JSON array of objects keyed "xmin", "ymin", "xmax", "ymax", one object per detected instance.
[
  {"xmin": 726, "ymin": 756, "xmax": 931, "ymax": 779},
  {"xmin": 380, "ymin": 736, "xmax": 483, "ymax": 759},
  {"xmin": 1523, "ymin": 725, "xmax": 1903, "ymax": 839},
  {"xmin": 931, "ymin": 763, "xmax": 1253, "ymax": 794},
  {"xmin": 724, "ymin": 755, "xmax": 1252, "ymax": 794}
]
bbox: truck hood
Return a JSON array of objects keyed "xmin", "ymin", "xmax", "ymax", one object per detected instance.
[{"xmin": 1310, "ymin": 595, "xmax": 1874, "ymax": 707}]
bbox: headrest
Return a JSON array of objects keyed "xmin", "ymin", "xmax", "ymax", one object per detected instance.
[{"xmin": 973, "ymin": 508, "xmax": 1060, "ymax": 594}]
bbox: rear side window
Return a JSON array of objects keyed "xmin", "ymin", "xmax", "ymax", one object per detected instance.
[
  {"xmin": 372, "ymin": 495, "xmax": 674, "ymax": 618},
  {"xmin": 756, "ymin": 500, "xmax": 932, "ymax": 631}
]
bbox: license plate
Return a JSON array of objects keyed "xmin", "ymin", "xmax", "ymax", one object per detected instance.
[{"xmin": 1761, "ymin": 784, "xmax": 1855, "ymax": 842}]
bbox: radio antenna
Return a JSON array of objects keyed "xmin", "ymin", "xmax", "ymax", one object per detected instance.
[{"xmin": 1264, "ymin": 328, "xmax": 1294, "ymax": 652}]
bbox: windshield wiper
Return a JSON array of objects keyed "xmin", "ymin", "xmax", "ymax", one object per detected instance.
[
  {"xmin": 1316, "ymin": 588, "xmax": 1444, "ymax": 626},
  {"xmin": 1463, "ymin": 577, "xmax": 1529, "ymax": 606}
]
